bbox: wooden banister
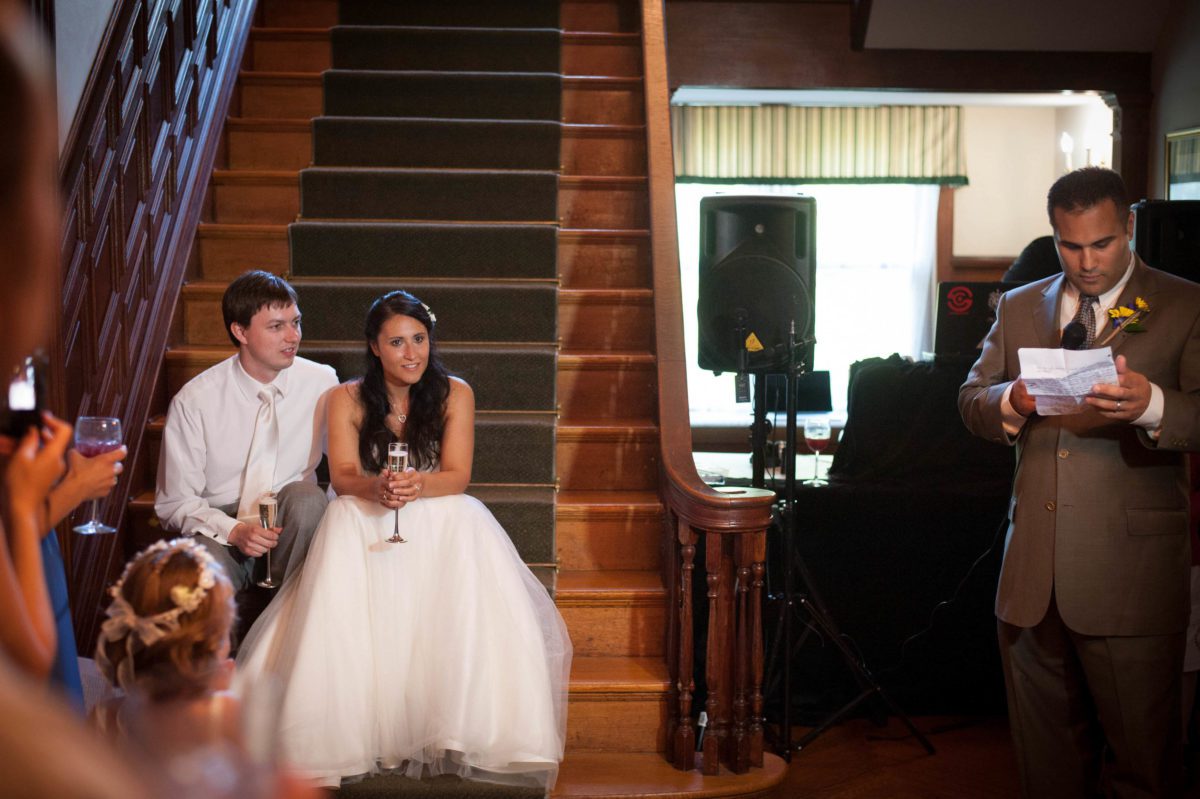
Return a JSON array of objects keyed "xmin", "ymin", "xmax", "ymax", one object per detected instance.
[
  {"xmin": 52, "ymin": 0, "xmax": 259, "ymax": 647},
  {"xmin": 639, "ymin": 0, "xmax": 775, "ymax": 776}
]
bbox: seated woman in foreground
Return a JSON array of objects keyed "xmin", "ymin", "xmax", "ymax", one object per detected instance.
[
  {"xmin": 93, "ymin": 538, "xmax": 321, "ymax": 799},
  {"xmin": 236, "ymin": 290, "xmax": 571, "ymax": 790}
]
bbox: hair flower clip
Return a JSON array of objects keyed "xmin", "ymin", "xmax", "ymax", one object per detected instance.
[{"xmin": 421, "ymin": 302, "xmax": 437, "ymax": 325}]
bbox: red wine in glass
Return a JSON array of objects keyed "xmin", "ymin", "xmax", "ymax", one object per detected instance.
[
  {"xmin": 804, "ymin": 437, "xmax": 830, "ymax": 454},
  {"xmin": 74, "ymin": 416, "xmax": 123, "ymax": 534},
  {"xmin": 76, "ymin": 441, "xmax": 120, "ymax": 458},
  {"xmin": 802, "ymin": 418, "xmax": 831, "ymax": 486}
]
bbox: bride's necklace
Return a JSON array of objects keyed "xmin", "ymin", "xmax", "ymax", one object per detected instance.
[{"xmin": 389, "ymin": 398, "xmax": 408, "ymax": 425}]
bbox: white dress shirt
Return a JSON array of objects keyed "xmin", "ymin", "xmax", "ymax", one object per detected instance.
[
  {"xmin": 155, "ymin": 354, "xmax": 339, "ymax": 544},
  {"xmin": 1000, "ymin": 251, "xmax": 1164, "ymax": 436}
]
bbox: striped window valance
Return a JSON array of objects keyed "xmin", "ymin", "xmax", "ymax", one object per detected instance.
[{"xmin": 671, "ymin": 105, "xmax": 968, "ymax": 185}]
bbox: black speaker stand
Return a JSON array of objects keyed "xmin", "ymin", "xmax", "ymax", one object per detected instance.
[{"xmin": 761, "ymin": 322, "xmax": 935, "ymax": 761}]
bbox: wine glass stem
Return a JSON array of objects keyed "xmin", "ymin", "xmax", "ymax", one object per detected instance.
[
  {"xmin": 813, "ymin": 453, "xmax": 820, "ymax": 481},
  {"xmin": 87, "ymin": 498, "xmax": 100, "ymax": 526},
  {"xmin": 265, "ymin": 548, "xmax": 271, "ymax": 581}
]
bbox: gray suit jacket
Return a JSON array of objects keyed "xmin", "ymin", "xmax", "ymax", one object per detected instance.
[{"xmin": 959, "ymin": 257, "xmax": 1200, "ymax": 636}]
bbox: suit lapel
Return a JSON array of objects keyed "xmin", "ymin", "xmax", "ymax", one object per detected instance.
[{"xmin": 1034, "ymin": 276, "xmax": 1064, "ymax": 347}]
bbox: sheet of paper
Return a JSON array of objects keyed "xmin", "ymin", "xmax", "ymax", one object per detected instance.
[{"xmin": 1017, "ymin": 346, "xmax": 1118, "ymax": 416}]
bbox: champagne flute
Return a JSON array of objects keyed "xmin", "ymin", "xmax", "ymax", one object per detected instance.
[
  {"xmin": 802, "ymin": 417, "xmax": 831, "ymax": 487},
  {"xmin": 385, "ymin": 441, "xmax": 408, "ymax": 544},
  {"xmin": 256, "ymin": 492, "xmax": 278, "ymax": 588},
  {"xmin": 73, "ymin": 416, "xmax": 123, "ymax": 534}
]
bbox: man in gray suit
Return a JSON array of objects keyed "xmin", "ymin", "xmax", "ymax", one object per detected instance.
[{"xmin": 960, "ymin": 167, "xmax": 1200, "ymax": 798}]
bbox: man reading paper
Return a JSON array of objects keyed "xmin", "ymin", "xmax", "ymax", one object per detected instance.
[{"xmin": 959, "ymin": 167, "xmax": 1200, "ymax": 798}]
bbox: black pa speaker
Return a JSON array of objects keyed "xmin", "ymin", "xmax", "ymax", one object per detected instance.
[
  {"xmin": 697, "ymin": 195, "xmax": 817, "ymax": 373},
  {"xmin": 1133, "ymin": 200, "xmax": 1200, "ymax": 283}
]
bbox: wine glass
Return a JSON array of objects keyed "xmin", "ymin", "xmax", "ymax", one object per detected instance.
[
  {"xmin": 255, "ymin": 492, "xmax": 278, "ymax": 588},
  {"xmin": 385, "ymin": 442, "xmax": 408, "ymax": 544},
  {"xmin": 73, "ymin": 416, "xmax": 123, "ymax": 534},
  {"xmin": 802, "ymin": 417, "xmax": 831, "ymax": 487}
]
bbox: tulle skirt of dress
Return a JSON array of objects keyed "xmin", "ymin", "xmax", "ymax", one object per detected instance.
[{"xmin": 235, "ymin": 494, "xmax": 571, "ymax": 790}]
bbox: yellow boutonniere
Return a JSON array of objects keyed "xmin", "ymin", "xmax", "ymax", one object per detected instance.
[{"xmin": 1104, "ymin": 296, "xmax": 1150, "ymax": 338}]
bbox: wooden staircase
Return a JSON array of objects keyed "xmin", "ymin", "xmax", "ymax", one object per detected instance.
[{"xmin": 130, "ymin": 1, "xmax": 784, "ymax": 796}]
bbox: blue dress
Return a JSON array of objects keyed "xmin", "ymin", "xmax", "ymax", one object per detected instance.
[{"xmin": 41, "ymin": 531, "xmax": 83, "ymax": 712}]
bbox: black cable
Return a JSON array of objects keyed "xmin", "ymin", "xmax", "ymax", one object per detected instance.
[{"xmin": 874, "ymin": 511, "xmax": 1009, "ymax": 680}]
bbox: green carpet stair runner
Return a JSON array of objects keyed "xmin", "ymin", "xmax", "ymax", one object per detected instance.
[
  {"xmin": 312, "ymin": 118, "xmax": 562, "ymax": 170},
  {"xmin": 331, "ymin": 26, "xmax": 561, "ymax": 72},
  {"xmin": 289, "ymin": 221, "xmax": 557, "ymax": 279},
  {"xmin": 283, "ymin": 5, "xmax": 566, "ymax": 792},
  {"xmin": 299, "ymin": 168, "xmax": 558, "ymax": 221},
  {"xmin": 295, "ymin": 0, "xmax": 561, "ymax": 730}
]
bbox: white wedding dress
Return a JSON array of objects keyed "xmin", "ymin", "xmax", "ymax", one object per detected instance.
[{"xmin": 235, "ymin": 485, "xmax": 571, "ymax": 790}]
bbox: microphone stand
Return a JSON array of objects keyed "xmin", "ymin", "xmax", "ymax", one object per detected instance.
[{"xmin": 765, "ymin": 320, "xmax": 935, "ymax": 759}]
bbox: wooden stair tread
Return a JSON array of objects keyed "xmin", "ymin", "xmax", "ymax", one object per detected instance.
[
  {"xmin": 563, "ymin": 76, "xmax": 642, "ymax": 87},
  {"xmin": 250, "ymin": 26, "xmax": 330, "ymax": 39},
  {"xmin": 239, "ymin": 70, "xmax": 322, "ymax": 82},
  {"xmin": 559, "ymin": 229, "xmax": 650, "ymax": 239},
  {"xmin": 563, "ymin": 123, "xmax": 645, "ymax": 135},
  {"xmin": 552, "ymin": 752, "xmax": 787, "ymax": 799},
  {"xmin": 559, "ymin": 288, "xmax": 654, "ymax": 300},
  {"xmin": 297, "ymin": 215, "xmax": 560, "ymax": 225},
  {"xmin": 556, "ymin": 570, "xmax": 664, "ymax": 601},
  {"xmin": 560, "ymin": 175, "xmax": 647, "ymax": 187},
  {"xmin": 557, "ymin": 489, "xmax": 660, "ymax": 509},
  {"xmin": 558, "ymin": 350, "xmax": 655, "ymax": 366},
  {"xmin": 289, "ymin": 217, "xmax": 559, "ymax": 227},
  {"xmin": 164, "ymin": 344, "xmax": 235, "ymax": 359},
  {"xmin": 226, "ymin": 117, "xmax": 313, "ymax": 131},
  {"xmin": 569, "ymin": 656, "xmax": 668, "ymax": 693},
  {"xmin": 563, "ymin": 32, "xmax": 642, "ymax": 43},
  {"xmin": 198, "ymin": 223, "xmax": 289, "ymax": 237},
  {"xmin": 558, "ymin": 419, "xmax": 658, "ymax": 432},
  {"xmin": 211, "ymin": 169, "xmax": 299, "ymax": 183}
]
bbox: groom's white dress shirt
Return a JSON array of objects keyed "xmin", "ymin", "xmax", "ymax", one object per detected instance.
[{"xmin": 155, "ymin": 354, "xmax": 338, "ymax": 545}]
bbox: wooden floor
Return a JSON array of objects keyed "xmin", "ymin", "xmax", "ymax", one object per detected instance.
[{"xmin": 769, "ymin": 716, "xmax": 1020, "ymax": 798}]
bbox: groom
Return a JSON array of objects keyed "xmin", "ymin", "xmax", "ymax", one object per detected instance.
[{"xmin": 156, "ymin": 270, "xmax": 338, "ymax": 619}]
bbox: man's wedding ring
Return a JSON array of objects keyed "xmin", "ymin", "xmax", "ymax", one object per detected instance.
[{"xmin": 1116, "ymin": 401, "xmax": 1122, "ymax": 411}]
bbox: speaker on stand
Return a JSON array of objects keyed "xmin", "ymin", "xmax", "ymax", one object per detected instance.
[
  {"xmin": 698, "ymin": 195, "xmax": 817, "ymax": 487},
  {"xmin": 694, "ymin": 194, "xmax": 934, "ymax": 760}
]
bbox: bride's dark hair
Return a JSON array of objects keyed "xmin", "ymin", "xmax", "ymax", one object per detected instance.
[{"xmin": 357, "ymin": 291, "xmax": 450, "ymax": 473}]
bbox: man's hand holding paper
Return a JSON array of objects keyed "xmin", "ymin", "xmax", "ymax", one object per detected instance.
[
  {"xmin": 1017, "ymin": 346, "xmax": 1119, "ymax": 415},
  {"xmin": 1085, "ymin": 354, "xmax": 1153, "ymax": 422}
]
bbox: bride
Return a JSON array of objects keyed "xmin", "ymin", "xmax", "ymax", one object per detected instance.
[{"xmin": 236, "ymin": 290, "xmax": 571, "ymax": 790}]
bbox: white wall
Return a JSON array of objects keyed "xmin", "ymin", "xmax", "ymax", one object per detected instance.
[
  {"xmin": 953, "ymin": 106, "xmax": 1057, "ymax": 257},
  {"xmin": 55, "ymin": 0, "xmax": 118, "ymax": 152},
  {"xmin": 1056, "ymin": 103, "xmax": 1114, "ymax": 173}
]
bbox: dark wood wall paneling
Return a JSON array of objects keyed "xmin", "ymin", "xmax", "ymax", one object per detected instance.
[{"xmin": 54, "ymin": 0, "xmax": 256, "ymax": 646}]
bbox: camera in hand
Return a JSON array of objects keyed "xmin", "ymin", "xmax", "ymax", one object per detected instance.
[{"xmin": 0, "ymin": 352, "xmax": 46, "ymax": 438}]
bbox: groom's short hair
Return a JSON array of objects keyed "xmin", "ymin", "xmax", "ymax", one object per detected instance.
[
  {"xmin": 1046, "ymin": 166, "xmax": 1129, "ymax": 227},
  {"xmin": 222, "ymin": 270, "xmax": 299, "ymax": 347}
]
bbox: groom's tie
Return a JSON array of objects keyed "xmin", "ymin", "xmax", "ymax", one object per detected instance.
[
  {"xmin": 237, "ymin": 385, "xmax": 280, "ymax": 523},
  {"xmin": 1072, "ymin": 293, "xmax": 1100, "ymax": 348}
]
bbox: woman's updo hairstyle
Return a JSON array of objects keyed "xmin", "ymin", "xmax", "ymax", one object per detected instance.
[{"xmin": 95, "ymin": 539, "xmax": 236, "ymax": 702}]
